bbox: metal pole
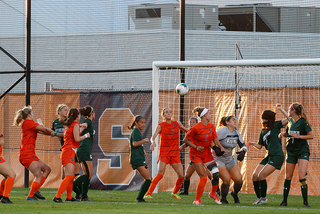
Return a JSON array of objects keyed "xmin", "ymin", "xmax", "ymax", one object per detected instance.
[
  {"xmin": 234, "ymin": 43, "xmax": 240, "ymax": 162},
  {"xmin": 25, "ymin": 0, "xmax": 31, "ymax": 188},
  {"xmin": 179, "ymin": 0, "xmax": 186, "ymax": 173}
]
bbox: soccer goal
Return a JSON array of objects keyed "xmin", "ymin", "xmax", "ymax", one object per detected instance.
[{"xmin": 152, "ymin": 58, "xmax": 320, "ymax": 195}]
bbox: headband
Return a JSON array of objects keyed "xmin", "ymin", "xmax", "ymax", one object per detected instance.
[
  {"xmin": 291, "ymin": 105, "xmax": 296, "ymax": 112},
  {"xmin": 85, "ymin": 107, "xmax": 94, "ymax": 118},
  {"xmin": 58, "ymin": 104, "xmax": 67, "ymax": 112},
  {"xmin": 200, "ymin": 108, "xmax": 209, "ymax": 118},
  {"xmin": 225, "ymin": 116, "xmax": 231, "ymax": 123}
]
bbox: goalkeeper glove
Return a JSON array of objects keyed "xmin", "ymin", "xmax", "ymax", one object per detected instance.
[
  {"xmin": 236, "ymin": 150, "xmax": 246, "ymax": 161},
  {"xmin": 212, "ymin": 145, "xmax": 224, "ymax": 156}
]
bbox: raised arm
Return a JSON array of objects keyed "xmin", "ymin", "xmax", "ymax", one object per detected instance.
[
  {"xmin": 36, "ymin": 124, "xmax": 55, "ymax": 136},
  {"xmin": 73, "ymin": 123, "xmax": 90, "ymax": 142},
  {"xmin": 177, "ymin": 121, "xmax": 189, "ymax": 133},
  {"xmin": 276, "ymin": 103, "xmax": 289, "ymax": 126}
]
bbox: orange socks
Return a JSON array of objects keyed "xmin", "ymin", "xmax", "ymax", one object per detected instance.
[
  {"xmin": 210, "ymin": 184, "xmax": 219, "ymax": 195},
  {"xmin": 173, "ymin": 177, "xmax": 184, "ymax": 194},
  {"xmin": 39, "ymin": 176, "xmax": 46, "ymax": 188},
  {"xmin": 195, "ymin": 177, "xmax": 207, "ymax": 201},
  {"xmin": 55, "ymin": 175, "xmax": 75, "ymax": 198},
  {"xmin": 3, "ymin": 177, "xmax": 15, "ymax": 197},
  {"xmin": 146, "ymin": 174, "xmax": 163, "ymax": 195},
  {"xmin": 66, "ymin": 178, "xmax": 74, "ymax": 200},
  {"xmin": 0, "ymin": 179, "xmax": 5, "ymax": 195},
  {"xmin": 28, "ymin": 181, "xmax": 41, "ymax": 198}
]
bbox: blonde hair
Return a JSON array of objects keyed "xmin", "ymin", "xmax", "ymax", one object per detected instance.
[
  {"xmin": 291, "ymin": 103, "xmax": 311, "ymax": 127},
  {"xmin": 56, "ymin": 104, "xmax": 68, "ymax": 115},
  {"xmin": 192, "ymin": 106, "xmax": 206, "ymax": 118},
  {"xmin": 13, "ymin": 106, "xmax": 32, "ymax": 126}
]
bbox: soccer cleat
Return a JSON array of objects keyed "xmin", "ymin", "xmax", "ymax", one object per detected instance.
[
  {"xmin": 65, "ymin": 197, "xmax": 80, "ymax": 202},
  {"xmin": 279, "ymin": 200, "xmax": 287, "ymax": 206},
  {"xmin": 230, "ymin": 191, "xmax": 240, "ymax": 203},
  {"xmin": 81, "ymin": 195, "xmax": 90, "ymax": 201},
  {"xmin": 26, "ymin": 196, "xmax": 38, "ymax": 201},
  {"xmin": 253, "ymin": 198, "xmax": 261, "ymax": 205},
  {"xmin": 0, "ymin": 195, "xmax": 3, "ymax": 200},
  {"xmin": 171, "ymin": 193, "xmax": 181, "ymax": 199},
  {"xmin": 143, "ymin": 195, "xmax": 153, "ymax": 199},
  {"xmin": 193, "ymin": 200, "xmax": 203, "ymax": 205},
  {"xmin": 1, "ymin": 196, "xmax": 13, "ymax": 204},
  {"xmin": 179, "ymin": 191, "xmax": 188, "ymax": 195},
  {"xmin": 34, "ymin": 191, "xmax": 46, "ymax": 200},
  {"xmin": 75, "ymin": 194, "xmax": 82, "ymax": 200},
  {"xmin": 135, "ymin": 198, "xmax": 146, "ymax": 203},
  {"xmin": 256, "ymin": 197, "xmax": 268, "ymax": 204},
  {"xmin": 208, "ymin": 192, "xmax": 222, "ymax": 204},
  {"xmin": 303, "ymin": 202, "xmax": 310, "ymax": 207},
  {"xmin": 220, "ymin": 199, "xmax": 229, "ymax": 204},
  {"xmin": 53, "ymin": 197, "xmax": 63, "ymax": 203}
]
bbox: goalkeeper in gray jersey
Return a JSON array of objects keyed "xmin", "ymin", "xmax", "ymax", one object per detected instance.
[{"xmin": 212, "ymin": 116, "xmax": 247, "ymax": 204}]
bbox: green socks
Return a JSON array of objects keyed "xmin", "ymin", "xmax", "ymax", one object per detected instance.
[{"xmin": 137, "ymin": 179, "xmax": 151, "ymax": 199}]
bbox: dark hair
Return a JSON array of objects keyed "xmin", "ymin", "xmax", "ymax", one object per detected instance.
[
  {"xmin": 219, "ymin": 116, "xmax": 234, "ymax": 126},
  {"xmin": 192, "ymin": 106, "xmax": 206, "ymax": 118},
  {"xmin": 189, "ymin": 117, "xmax": 198, "ymax": 123},
  {"xmin": 261, "ymin": 110, "xmax": 276, "ymax": 130},
  {"xmin": 128, "ymin": 115, "xmax": 144, "ymax": 130},
  {"xmin": 80, "ymin": 105, "xmax": 94, "ymax": 118},
  {"xmin": 62, "ymin": 108, "xmax": 80, "ymax": 126},
  {"xmin": 291, "ymin": 103, "xmax": 311, "ymax": 127}
]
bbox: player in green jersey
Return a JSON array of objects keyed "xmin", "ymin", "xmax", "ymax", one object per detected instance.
[
  {"xmin": 129, "ymin": 115, "xmax": 151, "ymax": 202},
  {"xmin": 279, "ymin": 103, "xmax": 313, "ymax": 207},
  {"xmin": 73, "ymin": 106, "xmax": 95, "ymax": 201},
  {"xmin": 246, "ymin": 104, "xmax": 289, "ymax": 205}
]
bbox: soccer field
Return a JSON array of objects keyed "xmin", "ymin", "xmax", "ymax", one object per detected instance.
[{"xmin": 1, "ymin": 188, "xmax": 319, "ymax": 214}]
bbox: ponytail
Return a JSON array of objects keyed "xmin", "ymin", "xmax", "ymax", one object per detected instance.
[
  {"xmin": 62, "ymin": 108, "xmax": 79, "ymax": 126},
  {"xmin": 192, "ymin": 106, "xmax": 205, "ymax": 118},
  {"xmin": 128, "ymin": 115, "xmax": 144, "ymax": 130},
  {"xmin": 220, "ymin": 116, "xmax": 233, "ymax": 127},
  {"xmin": 13, "ymin": 106, "xmax": 32, "ymax": 126},
  {"xmin": 80, "ymin": 105, "xmax": 94, "ymax": 118},
  {"xmin": 291, "ymin": 103, "xmax": 311, "ymax": 127}
]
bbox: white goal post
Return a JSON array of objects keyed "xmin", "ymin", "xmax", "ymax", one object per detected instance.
[{"xmin": 151, "ymin": 58, "xmax": 320, "ymax": 195}]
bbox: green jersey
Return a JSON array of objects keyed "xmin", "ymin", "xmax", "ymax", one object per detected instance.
[
  {"xmin": 129, "ymin": 128, "xmax": 145, "ymax": 166},
  {"xmin": 78, "ymin": 118, "xmax": 95, "ymax": 155},
  {"xmin": 258, "ymin": 120, "xmax": 284, "ymax": 157},
  {"xmin": 52, "ymin": 118, "xmax": 65, "ymax": 147},
  {"xmin": 285, "ymin": 118, "xmax": 312, "ymax": 152}
]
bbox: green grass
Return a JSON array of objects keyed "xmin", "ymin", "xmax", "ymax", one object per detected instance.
[{"xmin": 1, "ymin": 188, "xmax": 320, "ymax": 214}]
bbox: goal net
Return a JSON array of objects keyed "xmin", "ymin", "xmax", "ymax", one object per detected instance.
[{"xmin": 152, "ymin": 58, "xmax": 320, "ymax": 196}]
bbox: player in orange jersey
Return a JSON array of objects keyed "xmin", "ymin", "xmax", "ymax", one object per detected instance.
[
  {"xmin": 53, "ymin": 108, "xmax": 90, "ymax": 203},
  {"xmin": 0, "ymin": 133, "xmax": 16, "ymax": 203},
  {"xmin": 13, "ymin": 106, "xmax": 54, "ymax": 201},
  {"xmin": 184, "ymin": 106, "xmax": 228, "ymax": 205},
  {"xmin": 144, "ymin": 108, "xmax": 188, "ymax": 199}
]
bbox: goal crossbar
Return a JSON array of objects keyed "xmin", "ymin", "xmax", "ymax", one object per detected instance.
[{"xmin": 153, "ymin": 58, "xmax": 320, "ymax": 68}]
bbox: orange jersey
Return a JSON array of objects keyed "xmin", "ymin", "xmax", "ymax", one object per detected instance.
[
  {"xmin": 158, "ymin": 121, "xmax": 180, "ymax": 157},
  {"xmin": 62, "ymin": 121, "xmax": 80, "ymax": 150},
  {"xmin": 186, "ymin": 122, "xmax": 217, "ymax": 158},
  {"xmin": 19, "ymin": 119, "xmax": 39, "ymax": 155}
]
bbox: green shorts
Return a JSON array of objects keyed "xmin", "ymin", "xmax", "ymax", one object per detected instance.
[
  {"xmin": 286, "ymin": 150, "xmax": 310, "ymax": 164},
  {"xmin": 76, "ymin": 152, "xmax": 92, "ymax": 162},
  {"xmin": 260, "ymin": 155, "xmax": 284, "ymax": 170},
  {"xmin": 130, "ymin": 161, "xmax": 147, "ymax": 170}
]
